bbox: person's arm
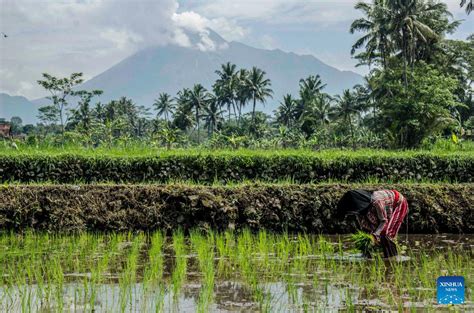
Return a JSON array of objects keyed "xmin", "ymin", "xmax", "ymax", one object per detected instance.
[{"xmin": 372, "ymin": 199, "xmax": 387, "ymax": 237}]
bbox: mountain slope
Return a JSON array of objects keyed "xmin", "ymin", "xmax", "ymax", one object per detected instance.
[
  {"xmin": 0, "ymin": 93, "xmax": 39, "ymax": 124},
  {"xmin": 7, "ymin": 32, "xmax": 363, "ymax": 122},
  {"xmin": 78, "ymin": 41, "xmax": 363, "ymax": 113}
]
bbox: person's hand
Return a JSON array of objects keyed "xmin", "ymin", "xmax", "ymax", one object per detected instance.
[{"xmin": 371, "ymin": 233, "xmax": 381, "ymax": 245}]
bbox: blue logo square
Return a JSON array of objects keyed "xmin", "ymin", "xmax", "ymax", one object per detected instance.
[{"xmin": 437, "ymin": 276, "xmax": 465, "ymax": 304}]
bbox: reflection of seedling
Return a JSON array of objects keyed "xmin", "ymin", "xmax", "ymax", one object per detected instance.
[{"xmin": 350, "ymin": 231, "xmax": 380, "ymax": 258}]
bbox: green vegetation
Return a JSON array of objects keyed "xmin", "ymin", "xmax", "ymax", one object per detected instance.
[
  {"xmin": 4, "ymin": 1, "xmax": 473, "ymax": 151},
  {"xmin": 0, "ymin": 231, "xmax": 472, "ymax": 311},
  {"xmin": 2, "ymin": 141, "xmax": 474, "ymax": 157},
  {"xmin": 0, "ymin": 183, "xmax": 472, "ymax": 233},
  {"xmin": 351, "ymin": 231, "xmax": 380, "ymax": 258},
  {"xmin": 1, "ymin": 1, "xmax": 473, "ymax": 309},
  {"xmin": 0, "ymin": 149, "xmax": 472, "ymax": 184}
]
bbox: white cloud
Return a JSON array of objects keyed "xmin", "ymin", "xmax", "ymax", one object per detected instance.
[
  {"xmin": 172, "ymin": 11, "xmax": 247, "ymax": 43},
  {"xmin": 100, "ymin": 29, "xmax": 143, "ymax": 50},
  {"xmin": 0, "ymin": 0, "xmax": 241, "ymax": 98},
  {"xmin": 187, "ymin": 0, "xmax": 361, "ymax": 25},
  {"xmin": 173, "ymin": 11, "xmax": 209, "ymax": 32},
  {"xmin": 0, "ymin": 0, "xmax": 469, "ymax": 99}
]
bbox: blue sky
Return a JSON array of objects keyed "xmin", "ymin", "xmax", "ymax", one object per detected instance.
[{"xmin": 0, "ymin": 0, "xmax": 472, "ymax": 99}]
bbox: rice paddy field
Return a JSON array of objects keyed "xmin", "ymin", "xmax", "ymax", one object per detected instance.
[
  {"xmin": 1, "ymin": 145, "xmax": 472, "ymax": 311},
  {"xmin": 0, "ymin": 230, "xmax": 472, "ymax": 312}
]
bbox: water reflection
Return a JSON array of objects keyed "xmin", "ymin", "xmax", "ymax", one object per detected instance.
[{"xmin": 0, "ymin": 233, "xmax": 472, "ymax": 312}]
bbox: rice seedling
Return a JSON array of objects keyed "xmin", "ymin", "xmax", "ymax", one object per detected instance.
[
  {"xmin": 170, "ymin": 229, "xmax": 187, "ymax": 305},
  {"xmin": 142, "ymin": 231, "xmax": 165, "ymax": 312},
  {"xmin": 350, "ymin": 231, "xmax": 381, "ymax": 258},
  {"xmin": 0, "ymin": 230, "xmax": 472, "ymax": 311},
  {"xmin": 190, "ymin": 231, "xmax": 216, "ymax": 313},
  {"xmin": 118, "ymin": 233, "xmax": 143, "ymax": 312}
]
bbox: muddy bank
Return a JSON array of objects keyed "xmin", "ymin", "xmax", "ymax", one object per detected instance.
[{"xmin": 0, "ymin": 184, "xmax": 472, "ymax": 233}]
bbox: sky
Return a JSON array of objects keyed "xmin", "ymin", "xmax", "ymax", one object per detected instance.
[{"xmin": 0, "ymin": 0, "xmax": 472, "ymax": 99}]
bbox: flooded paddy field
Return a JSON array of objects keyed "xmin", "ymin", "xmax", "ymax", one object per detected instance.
[{"xmin": 0, "ymin": 231, "xmax": 472, "ymax": 312}]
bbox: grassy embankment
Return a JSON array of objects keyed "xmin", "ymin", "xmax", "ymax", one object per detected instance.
[{"xmin": 0, "ymin": 145, "xmax": 472, "ymax": 231}]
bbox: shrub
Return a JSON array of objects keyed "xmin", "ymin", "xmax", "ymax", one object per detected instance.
[{"xmin": 0, "ymin": 153, "xmax": 472, "ymax": 183}]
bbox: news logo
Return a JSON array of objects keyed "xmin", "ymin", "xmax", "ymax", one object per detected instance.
[{"xmin": 437, "ymin": 276, "xmax": 464, "ymax": 305}]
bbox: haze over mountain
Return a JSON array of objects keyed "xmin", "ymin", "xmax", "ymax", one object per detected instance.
[
  {"xmin": 0, "ymin": 93, "xmax": 42, "ymax": 124},
  {"xmin": 1, "ymin": 30, "xmax": 362, "ymax": 124}
]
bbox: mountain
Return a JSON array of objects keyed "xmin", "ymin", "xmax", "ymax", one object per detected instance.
[
  {"xmin": 0, "ymin": 93, "xmax": 39, "ymax": 124},
  {"xmin": 6, "ymin": 30, "xmax": 363, "ymax": 123},
  {"xmin": 77, "ymin": 33, "xmax": 363, "ymax": 113}
]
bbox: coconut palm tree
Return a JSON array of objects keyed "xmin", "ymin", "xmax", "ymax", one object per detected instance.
[
  {"xmin": 188, "ymin": 84, "xmax": 211, "ymax": 143},
  {"xmin": 296, "ymin": 75, "xmax": 327, "ymax": 120},
  {"xmin": 202, "ymin": 96, "xmax": 224, "ymax": 137},
  {"xmin": 245, "ymin": 67, "xmax": 273, "ymax": 123},
  {"xmin": 235, "ymin": 69, "xmax": 251, "ymax": 123},
  {"xmin": 69, "ymin": 90, "xmax": 103, "ymax": 134},
  {"xmin": 311, "ymin": 93, "xmax": 335, "ymax": 127},
  {"xmin": 350, "ymin": 0, "xmax": 393, "ymax": 68},
  {"xmin": 461, "ymin": 0, "xmax": 473, "ymax": 14},
  {"xmin": 388, "ymin": 0, "xmax": 451, "ymax": 85},
  {"xmin": 297, "ymin": 93, "xmax": 334, "ymax": 137},
  {"xmin": 153, "ymin": 92, "xmax": 175, "ymax": 123},
  {"xmin": 214, "ymin": 62, "xmax": 238, "ymax": 121},
  {"xmin": 276, "ymin": 94, "xmax": 297, "ymax": 128},
  {"xmin": 351, "ymin": 0, "xmax": 455, "ymax": 76},
  {"xmin": 333, "ymin": 90, "xmax": 361, "ymax": 149},
  {"xmin": 172, "ymin": 101, "xmax": 194, "ymax": 132},
  {"xmin": 299, "ymin": 75, "xmax": 326, "ymax": 100}
]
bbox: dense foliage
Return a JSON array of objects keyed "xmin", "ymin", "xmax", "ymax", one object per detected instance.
[{"xmin": 0, "ymin": 151, "xmax": 472, "ymax": 183}]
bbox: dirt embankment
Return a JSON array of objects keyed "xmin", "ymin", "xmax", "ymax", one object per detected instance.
[{"xmin": 0, "ymin": 184, "xmax": 472, "ymax": 233}]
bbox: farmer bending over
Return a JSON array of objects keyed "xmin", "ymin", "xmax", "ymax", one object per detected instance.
[{"xmin": 337, "ymin": 189, "xmax": 408, "ymax": 258}]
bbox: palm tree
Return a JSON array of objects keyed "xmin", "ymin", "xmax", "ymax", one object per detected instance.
[
  {"xmin": 172, "ymin": 101, "xmax": 194, "ymax": 132},
  {"xmin": 276, "ymin": 94, "xmax": 297, "ymax": 128},
  {"xmin": 351, "ymin": 0, "xmax": 455, "ymax": 77},
  {"xmin": 245, "ymin": 67, "xmax": 273, "ymax": 123},
  {"xmin": 388, "ymin": 0, "xmax": 449, "ymax": 85},
  {"xmin": 153, "ymin": 93, "xmax": 175, "ymax": 123},
  {"xmin": 214, "ymin": 62, "xmax": 238, "ymax": 121},
  {"xmin": 202, "ymin": 96, "xmax": 224, "ymax": 137},
  {"xmin": 311, "ymin": 94, "xmax": 335, "ymax": 126},
  {"xmin": 296, "ymin": 75, "xmax": 327, "ymax": 119},
  {"xmin": 299, "ymin": 75, "xmax": 326, "ymax": 100},
  {"xmin": 461, "ymin": 0, "xmax": 473, "ymax": 14},
  {"xmin": 333, "ymin": 90, "xmax": 360, "ymax": 149},
  {"xmin": 188, "ymin": 84, "xmax": 211, "ymax": 143},
  {"xmin": 350, "ymin": 0, "xmax": 393, "ymax": 68},
  {"xmin": 69, "ymin": 90, "xmax": 103, "ymax": 134},
  {"xmin": 235, "ymin": 69, "xmax": 251, "ymax": 123},
  {"xmin": 297, "ymin": 93, "xmax": 334, "ymax": 137}
]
